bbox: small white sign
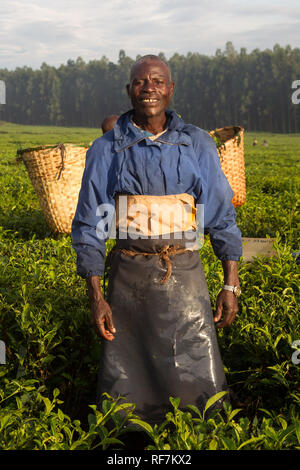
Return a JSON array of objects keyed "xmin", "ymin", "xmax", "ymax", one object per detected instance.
[
  {"xmin": 242, "ymin": 237, "xmax": 276, "ymax": 262},
  {"xmin": 0, "ymin": 80, "xmax": 5, "ymax": 104}
]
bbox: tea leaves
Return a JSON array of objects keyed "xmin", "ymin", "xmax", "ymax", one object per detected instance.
[{"xmin": 0, "ymin": 124, "xmax": 299, "ymax": 449}]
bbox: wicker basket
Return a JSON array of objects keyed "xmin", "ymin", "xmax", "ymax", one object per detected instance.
[
  {"xmin": 19, "ymin": 128, "xmax": 245, "ymax": 233},
  {"xmin": 18, "ymin": 144, "xmax": 88, "ymax": 233},
  {"xmin": 209, "ymin": 126, "xmax": 246, "ymax": 207}
]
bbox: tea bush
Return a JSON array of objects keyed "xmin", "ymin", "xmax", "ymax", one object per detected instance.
[{"xmin": 0, "ymin": 123, "xmax": 299, "ymax": 449}]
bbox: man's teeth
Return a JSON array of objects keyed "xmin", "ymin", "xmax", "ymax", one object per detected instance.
[{"xmin": 142, "ymin": 99, "xmax": 158, "ymax": 102}]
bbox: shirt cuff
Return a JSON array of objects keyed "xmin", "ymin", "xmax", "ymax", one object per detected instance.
[
  {"xmin": 217, "ymin": 255, "xmax": 241, "ymax": 261},
  {"xmin": 77, "ymin": 269, "xmax": 104, "ymax": 279}
]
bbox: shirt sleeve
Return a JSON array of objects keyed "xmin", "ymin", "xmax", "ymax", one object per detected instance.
[
  {"xmin": 71, "ymin": 139, "xmax": 116, "ymax": 278},
  {"xmin": 195, "ymin": 131, "xmax": 242, "ymax": 261}
]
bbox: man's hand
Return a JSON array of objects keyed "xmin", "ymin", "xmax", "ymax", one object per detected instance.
[
  {"xmin": 90, "ymin": 297, "xmax": 116, "ymax": 341},
  {"xmin": 214, "ymin": 289, "xmax": 239, "ymax": 328},
  {"xmin": 86, "ymin": 276, "xmax": 116, "ymax": 341},
  {"xmin": 214, "ymin": 260, "xmax": 240, "ymax": 328}
]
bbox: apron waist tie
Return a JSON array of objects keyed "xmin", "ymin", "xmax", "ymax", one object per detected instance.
[{"xmin": 116, "ymin": 245, "xmax": 188, "ymax": 284}]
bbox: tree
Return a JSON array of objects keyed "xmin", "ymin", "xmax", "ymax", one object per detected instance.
[{"xmin": 1, "ymin": 45, "xmax": 300, "ymax": 132}]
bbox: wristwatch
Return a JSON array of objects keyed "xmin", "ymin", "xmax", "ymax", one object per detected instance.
[{"xmin": 222, "ymin": 284, "xmax": 242, "ymax": 297}]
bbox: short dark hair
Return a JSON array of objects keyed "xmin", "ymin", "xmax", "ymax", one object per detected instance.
[
  {"xmin": 101, "ymin": 114, "xmax": 119, "ymax": 134},
  {"xmin": 130, "ymin": 55, "xmax": 171, "ymax": 80},
  {"xmin": 136, "ymin": 54, "xmax": 168, "ymax": 64}
]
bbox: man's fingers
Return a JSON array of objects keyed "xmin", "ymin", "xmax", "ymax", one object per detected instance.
[
  {"xmin": 92, "ymin": 313, "xmax": 115, "ymax": 341},
  {"xmin": 216, "ymin": 315, "xmax": 228, "ymax": 328},
  {"xmin": 216, "ymin": 308, "xmax": 237, "ymax": 328},
  {"xmin": 90, "ymin": 300, "xmax": 116, "ymax": 341},
  {"xmin": 214, "ymin": 312, "xmax": 222, "ymax": 323},
  {"xmin": 106, "ymin": 313, "xmax": 116, "ymax": 334},
  {"xmin": 216, "ymin": 310, "xmax": 230, "ymax": 328},
  {"xmin": 97, "ymin": 317, "xmax": 115, "ymax": 341},
  {"xmin": 214, "ymin": 299, "xmax": 223, "ymax": 323},
  {"xmin": 214, "ymin": 291, "xmax": 239, "ymax": 328}
]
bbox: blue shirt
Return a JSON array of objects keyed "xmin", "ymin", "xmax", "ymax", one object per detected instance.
[{"xmin": 72, "ymin": 109, "xmax": 242, "ymax": 278}]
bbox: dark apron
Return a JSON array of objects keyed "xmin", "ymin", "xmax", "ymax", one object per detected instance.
[{"xmin": 97, "ymin": 234, "xmax": 227, "ymax": 425}]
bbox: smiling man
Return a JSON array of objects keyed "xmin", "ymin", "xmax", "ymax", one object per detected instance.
[
  {"xmin": 72, "ymin": 55, "xmax": 242, "ymax": 431},
  {"xmin": 127, "ymin": 57, "xmax": 174, "ymax": 132}
]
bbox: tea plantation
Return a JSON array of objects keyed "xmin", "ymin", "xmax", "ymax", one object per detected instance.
[{"xmin": 0, "ymin": 122, "xmax": 299, "ymax": 450}]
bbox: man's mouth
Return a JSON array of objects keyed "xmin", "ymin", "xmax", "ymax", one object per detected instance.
[{"xmin": 139, "ymin": 98, "xmax": 159, "ymax": 103}]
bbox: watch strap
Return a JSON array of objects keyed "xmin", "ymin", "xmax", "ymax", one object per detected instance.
[
  {"xmin": 222, "ymin": 284, "xmax": 241, "ymax": 296},
  {"xmin": 222, "ymin": 284, "xmax": 235, "ymax": 292}
]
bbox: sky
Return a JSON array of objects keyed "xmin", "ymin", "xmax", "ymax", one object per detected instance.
[{"xmin": 1, "ymin": 0, "xmax": 300, "ymax": 70}]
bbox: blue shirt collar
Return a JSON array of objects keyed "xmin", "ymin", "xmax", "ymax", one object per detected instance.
[{"xmin": 113, "ymin": 109, "xmax": 190, "ymax": 152}]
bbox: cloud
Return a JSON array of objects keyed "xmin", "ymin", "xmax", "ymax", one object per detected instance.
[{"xmin": 0, "ymin": 0, "xmax": 299, "ymax": 70}]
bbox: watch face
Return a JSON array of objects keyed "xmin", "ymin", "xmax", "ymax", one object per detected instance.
[{"xmin": 234, "ymin": 286, "xmax": 242, "ymax": 297}]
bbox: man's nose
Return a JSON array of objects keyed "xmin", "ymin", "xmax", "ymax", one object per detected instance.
[{"xmin": 142, "ymin": 79, "xmax": 155, "ymax": 92}]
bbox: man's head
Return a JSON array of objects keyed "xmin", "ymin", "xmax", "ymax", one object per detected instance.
[
  {"xmin": 101, "ymin": 115, "xmax": 119, "ymax": 134},
  {"xmin": 126, "ymin": 55, "xmax": 174, "ymax": 119}
]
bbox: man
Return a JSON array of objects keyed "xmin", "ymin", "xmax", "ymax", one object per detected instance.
[
  {"xmin": 72, "ymin": 55, "xmax": 242, "ymax": 426},
  {"xmin": 101, "ymin": 115, "xmax": 119, "ymax": 134}
]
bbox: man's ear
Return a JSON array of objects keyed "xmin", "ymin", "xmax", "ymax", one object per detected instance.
[{"xmin": 169, "ymin": 81, "xmax": 175, "ymax": 99}]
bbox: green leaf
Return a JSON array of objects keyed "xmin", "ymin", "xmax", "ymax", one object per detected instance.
[
  {"xmin": 129, "ymin": 419, "xmax": 153, "ymax": 435},
  {"xmin": 295, "ymin": 423, "xmax": 300, "ymax": 444},
  {"xmin": 186, "ymin": 404, "xmax": 202, "ymax": 418},
  {"xmin": 0, "ymin": 415, "xmax": 11, "ymax": 429},
  {"xmin": 228, "ymin": 409, "xmax": 242, "ymax": 421},
  {"xmin": 88, "ymin": 413, "xmax": 96, "ymax": 427},
  {"xmin": 209, "ymin": 439, "xmax": 218, "ymax": 450},
  {"xmin": 115, "ymin": 403, "xmax": 136, "ymax": 411},
  {"xmin": 169, "ymin": 396, "xmax": 180, "ymax": 409},
  {"xmin": 278, "ymin": 425, "xmax": 297, "ymax": 444},
  {"xmin": 273, "ymin": 334, "xmax": 285, "ymax": 348},
  {"xmin": 104, "ymin": 437, "xmax": 124, "ymax": 446},
  {"xmin": 42, "ymin": 397, "xmax": 53, "ymax": 414},
  {"xmin": 102, "ymin": 399, "xmax": 111, "ymax": 414},
  {"xmin": 237, "ymin": 436, "xmax": 265, "ymax": 450},
  {"xmin": 221, "ymin": 437, "xmax": 236, "ymax": 450},
  {"xmin": 204, "ymin": 391, "xmax": 228, "ymax": 415},
  {"xmin": 278, "ymin": 416, "xmax": 287, "ymax": 430}
]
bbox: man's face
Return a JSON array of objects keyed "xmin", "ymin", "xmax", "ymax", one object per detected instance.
[{"xmin": 126, "ymin": 59, "xmax": 174, "ymax": 119}]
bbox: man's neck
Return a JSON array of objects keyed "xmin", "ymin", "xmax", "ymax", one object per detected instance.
[{"xmin": 132, "ymin": 112, "xmax": 167, "ymax": 135}]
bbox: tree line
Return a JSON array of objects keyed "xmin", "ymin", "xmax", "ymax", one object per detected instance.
[{"xmin": 0, "ymin": 42, "xmax": 300, "ymax": 132}]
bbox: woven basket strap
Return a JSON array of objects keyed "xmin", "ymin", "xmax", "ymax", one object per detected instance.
[{"xmin": 56, "ymin": 143, "xmax": 66, "ymax": 180}]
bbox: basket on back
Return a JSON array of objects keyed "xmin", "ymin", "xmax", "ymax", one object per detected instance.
[
  {"xmin": 18, "ymin": 128, "xmax": 245, "ymax": 234},
  {"xmin": 209, "ymin": 126, "xmax": 246, "ymax": 207},
  {"xmin": 18, "ymin": 144, "xmax": 88, "ymax": 234}
]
